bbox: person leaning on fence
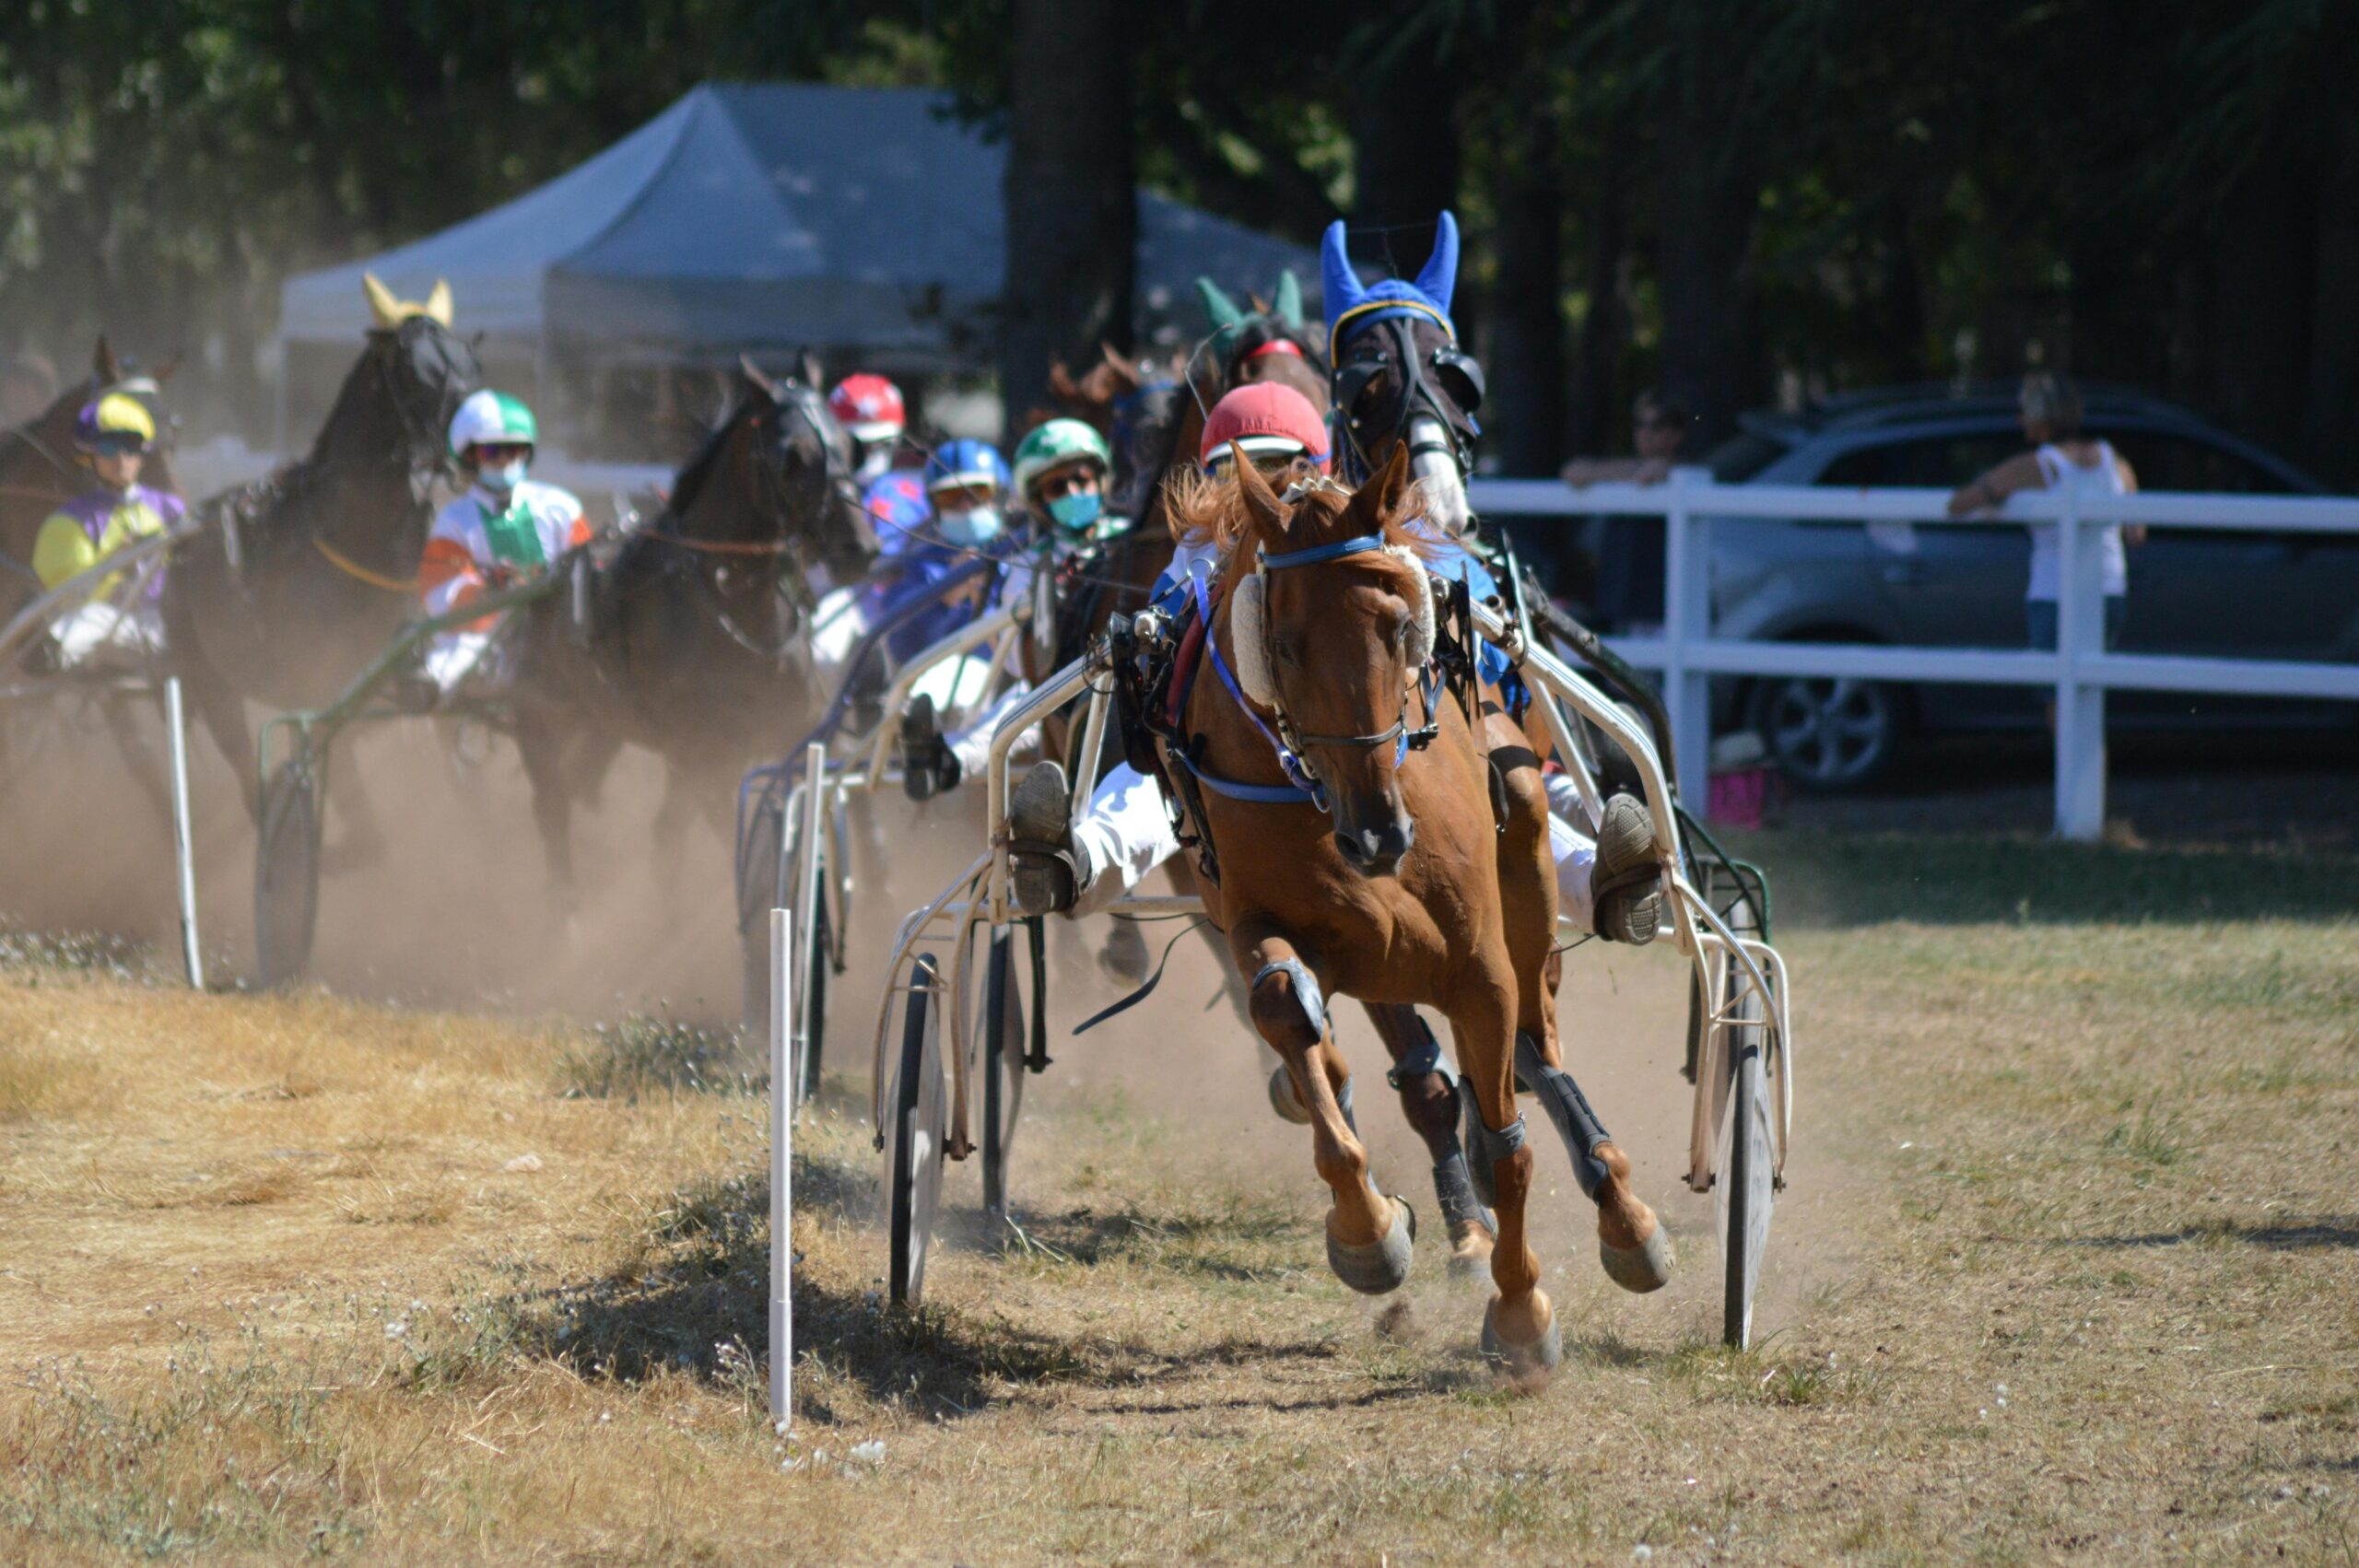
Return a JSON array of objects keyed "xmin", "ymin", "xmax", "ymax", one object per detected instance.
[
  {"xmin": 1948, "ymin": 371, "xmax": 2143, "ymax": 652},
  {"xmin": 32, "ymin": 393, "xmax": 185, "ymax": 669},
  {"xmin": 416, "ymin": 390, "xmax": 592, "ymax": 701},
  {"xmin": 1562, "ymin": 389, "xmax": 1693, "ymax": 634}
]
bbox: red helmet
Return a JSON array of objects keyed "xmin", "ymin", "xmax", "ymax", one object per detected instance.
[
  {"xmin": 1200, "ymin": 382, "xmax": 1329, "ymax": 473},
  {"xmin": 828, "ymin": 373, "xmax": 906, "ymax": 443}
]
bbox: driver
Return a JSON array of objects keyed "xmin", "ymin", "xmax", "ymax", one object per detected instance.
[
  {"xmin": 827, "ymin": 372, "xmax": 928, "ymax": 558},
  {"xmin": 32, "ymin": 392, "xmax": 184, "ymax": 668},
  {"xmin": 896, "ymin": 418, "xmax": 1125, "ymax": 799},
  {"xmin": 417, "ymin": 390, "xmax": 591, "ymax": 698}
]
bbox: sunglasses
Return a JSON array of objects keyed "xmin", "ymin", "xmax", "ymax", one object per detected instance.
[
  {"xmin": 1032, "ymin": 467, "xmax": 1101, "ymax": 501},
  {"xmin": 87, "ymin": 437, "xmax": 147, "ymax": 458},
  {"xmin": 472, "ymin": 442, "xmax": 533, "ymax": 464}
]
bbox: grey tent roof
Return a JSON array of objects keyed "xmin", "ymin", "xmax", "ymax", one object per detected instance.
[{"xmin": 279, "ymin": 84, "xmax": 1320, "ymax": 368}]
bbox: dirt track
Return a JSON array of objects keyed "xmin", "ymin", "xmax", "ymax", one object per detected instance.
[{"xmin": 3, "ymin": 705, "xmax": 2357, "ymax": 1561}]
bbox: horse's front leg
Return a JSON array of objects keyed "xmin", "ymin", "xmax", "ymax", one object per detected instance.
[
  {"xmin": 1449, "ymin": 950, "xmax": 1559, "ymax": 1381},
  {"xmin": 511, "ymin": 711, "xmax": 577, "ymax": 898},
  {"xmin": 1231, "ymin": 918, "xmax": 1414, "ymax": 1296}
]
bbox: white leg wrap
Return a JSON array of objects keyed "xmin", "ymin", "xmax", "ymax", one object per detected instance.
[{"xmin": 1067, "ymin": 763, "xmax": 1180, "ymax": 919}]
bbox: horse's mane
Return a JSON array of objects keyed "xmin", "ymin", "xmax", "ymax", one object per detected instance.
[
  {"xmin": 1163, "ymin": 463, "xmax": 1441, "ymax": 572},
  {"xmin": 663, "ymin": 391, "xmax": 754, "ymax": 521}
]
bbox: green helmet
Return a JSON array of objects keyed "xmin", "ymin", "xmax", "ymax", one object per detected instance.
[
  {"xmin": 1012, "ymin": 418, "xmax": 1111, "ymax": 498},
  {"xmin": 448, "ymin": 389, "xmax": 538, "ymax": 458}
]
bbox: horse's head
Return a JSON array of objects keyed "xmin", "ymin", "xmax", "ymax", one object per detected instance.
[
  {"xmin": 742, "ymin": 357, "xmax": 876, "ymax": 583},
  {"xmin": 1224, "ymin": 441, "xmax": 1434, "ymax": 876},
  {"xmin": 1199, "ymin": 272, "xmax": 1331, "ymax": 416},
  {"xmin": 347, "ymin": 278, "xmax": 480, "ymax": 472},
  {"xmin": 1321, "ymin": 215, "xmax": 1484, "ymax": 540}
]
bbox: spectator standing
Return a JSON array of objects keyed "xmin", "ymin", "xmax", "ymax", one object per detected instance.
[
  {"xmin": 1947, "ymin": 371, "xmax": 2143, "ymax": 651},
  {"xmin": 1562, "ymin": 389, "xmax": 1693, "ymax": 632}
]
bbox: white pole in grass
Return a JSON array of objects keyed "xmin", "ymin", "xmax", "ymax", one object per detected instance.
[
  {"xmin": 769, "ymin": 906, "xmax": 792, "ymax": 1429},
  {"xmin": 163, "ymin": 676, "xmax": 204, "ymax": 990}
]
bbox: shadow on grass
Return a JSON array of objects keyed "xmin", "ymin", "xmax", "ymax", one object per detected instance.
[
  {"xmin": 1724, "ymin": 830, "xmax": 2359, "ymax": 928},
  {"xmin": 2055, "ymin": 1218, "xmax": 2359, "ymax": 1252}
]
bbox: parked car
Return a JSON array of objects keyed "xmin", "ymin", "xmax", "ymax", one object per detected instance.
[{"xmin": 1684, "ymin": 383, "xmax": 2357, "ymax": 790}]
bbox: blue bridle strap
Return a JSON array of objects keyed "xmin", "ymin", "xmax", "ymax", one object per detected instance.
[
  {"xmin": 1189, "ymin": 569, "xmax": 1326, "ymax": 807},
  {"xmin": 1257, "ymin": 532, "xmax": 1387, "ymax": 570}
]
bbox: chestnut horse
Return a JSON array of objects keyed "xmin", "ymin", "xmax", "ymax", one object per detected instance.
[{"xmin": 1167, "ymin": 444, "xmax": 1672, "ymax": 1378}]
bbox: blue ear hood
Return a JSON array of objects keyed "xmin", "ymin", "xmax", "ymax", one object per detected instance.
[{"xmin": 1322, "ymin": 210, "xmax": 1461, "ymax": 350}]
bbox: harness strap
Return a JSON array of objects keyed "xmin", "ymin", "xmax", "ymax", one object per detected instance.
[
  {"xmin": 1190, "ymin": 569, "xmax": 1324, "ymax": 806},
  {"xmin": 1385, "ymin": 1013, "xmax": 1448, "ymax": 1089},
  {"xmin": 313, "ymin": 536, "xmax": 418, "ymax": 593}
]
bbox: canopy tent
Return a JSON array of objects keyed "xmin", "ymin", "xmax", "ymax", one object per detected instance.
[{"xmin": 278, "ymin": 84, "xmax": 1321, "ymax": 371}]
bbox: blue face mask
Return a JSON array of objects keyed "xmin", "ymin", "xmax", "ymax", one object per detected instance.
[
  {"xmin": 1046, "ymin": 490, "xmax": 1103, "ymax": 532},
  {"xmin": 938, "ymin": 506, "xmax": 1002, "ymax": 546},
  {"xmin": 479, "ymin": 459, "xmax": 527, "ymax": 495}
]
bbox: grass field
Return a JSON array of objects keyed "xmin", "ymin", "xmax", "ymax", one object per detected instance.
[{"xmin": 2, "ymin": 833, "xmax": 2355, "ymax": 1563}]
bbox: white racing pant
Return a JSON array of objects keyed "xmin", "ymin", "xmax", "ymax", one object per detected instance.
[
  {"xmin": 1056, "ymin": 762, "xmax": 1602, "ymax": 931},
  {"xmin": 50, "ymin": 603, "xmax": 164, "ymax": 670},
  {"xmin": 424, "ymin": 629, "xmax": 497, "ymax": 696}
]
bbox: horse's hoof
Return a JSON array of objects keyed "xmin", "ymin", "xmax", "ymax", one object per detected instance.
[
  {"xmin": 1481, "ymin": 1297, "xmax": 1562, "ymax": 1381},
  {"xmin": 1600, "ymin": 1224, "xmax": 1676, "ymax": 1293},
  {"xmin": 1327, "ymin": 1195, "xmax": 1415, "ymax": 1295},
  {"xmin": 1268, "ymin": 1065, "xmax": 1310, "ymax": 1126},
  {"xmin": 1447, "ymin": 1216, "xmax": 1495, "ymax": 1278}
]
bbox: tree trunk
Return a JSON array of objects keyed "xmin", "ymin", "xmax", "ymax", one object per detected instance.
[
  {"xmin": 2303, "ymin": 106, "xmax": 2359, "ymax": 485},
  {"xmin": 1654, "ymin": 0, "xmax": 1761, "ymax": 449},
  {"xmin": 1348, "ymin": 35, "xmax": 1462, "ymax": 266},
  {"xmin": 1002, "ymin": 0, "xmax": 1135, "ymax": 426},
  {"xmin": 1487, "ymin": 104, "xmax": 1567, "ymax": 475},
  {"xmin": 1567, "ymin": 119, "xmax": 1637, "ymax": 456}
]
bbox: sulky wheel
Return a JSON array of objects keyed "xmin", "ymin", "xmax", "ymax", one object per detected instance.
[
  {"xmin": 254, "ymin": 759, "xmax": 323, "ymax": 988},
  {"xmin": 887, "ymin": 954, "xmax": 947, "ymax": 1307},
  {"xmin": 1710, "ymin": 873, "xmax": 1776, "ymax": 1349},
  {"xmin": 980, "ymin": 926, "xmax": 1028, "ymax": 1215}
]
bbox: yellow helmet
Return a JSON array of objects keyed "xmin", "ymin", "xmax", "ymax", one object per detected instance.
[{"xmin": 75, "ymin": 392, "xmax": 157, "ymax": 454}]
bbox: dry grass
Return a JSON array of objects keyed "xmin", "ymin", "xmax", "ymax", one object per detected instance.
[{"xmin": 0, "ymin": 835, "xmax": 2355, "ymax": 1564}]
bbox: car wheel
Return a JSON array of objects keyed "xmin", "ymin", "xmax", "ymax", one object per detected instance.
[{"xmin": 1746, "ymin": 674, "xmax": 1904, "ymax": 791}]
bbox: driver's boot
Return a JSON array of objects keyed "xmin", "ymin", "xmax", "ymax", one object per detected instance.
[
  {"xmin": 898, "ymin": 695, "xmax": 961, "ymax": 802},
  {"xmin": 1590, "ymin": 791, "xmax": 1664, "ymax": 945},
  {"xmin": 1006, "ymin": 761, "xmax": 1097, "ymax": 917}
]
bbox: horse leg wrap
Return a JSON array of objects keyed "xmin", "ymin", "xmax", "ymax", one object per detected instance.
[
  {"xmin": 1430, "ymin": 1148, "xmax": 1496, "ymax": 1241},
  {"xmin": 1459, "ymin": 1079, "xmax": 1527, "ymax": 1213},
  {"xmin": 1513, "ymin": 1032, "xmax": 1614, "ymax": 1201},
  {"xmin": 1384, "ymin": 1011, "xmax": 1449, "ymax": 1091},
  {"xmin": 1252, "ymin": 957, "xmax": 1326, "ymax": 1041}
]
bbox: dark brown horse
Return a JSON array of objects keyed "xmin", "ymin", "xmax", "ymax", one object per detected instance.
[
  {"xmin": 161, "ymin": 281, "xmax": 479, "ymax": 816},
  {"xmin": 500, "ymin": 362, "xmax": 876, "ymax": 896},
  {"xmin": 1168, "ymin": 445, "xmax": 1672, "ymax": 1378}
]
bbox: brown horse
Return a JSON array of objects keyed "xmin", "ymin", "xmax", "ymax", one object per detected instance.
[{"xmin": 1167, "ymin": 443, "xmax": 1672, "ymax": 1378}]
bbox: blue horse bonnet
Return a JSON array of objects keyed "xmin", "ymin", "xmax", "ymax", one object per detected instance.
[{"xmin": 1321, "ymin": 210, "xmax": 1461, "ymax": 348}]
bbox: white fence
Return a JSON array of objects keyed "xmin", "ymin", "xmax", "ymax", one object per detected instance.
[{"xmin": 1467, "ymin": 469, "xmax": 2359, "ymax": 839}]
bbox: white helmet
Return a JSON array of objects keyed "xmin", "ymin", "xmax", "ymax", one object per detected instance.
[{"xmin": 447, "ymin": 389, "xmax": 538, "ymax": 458}]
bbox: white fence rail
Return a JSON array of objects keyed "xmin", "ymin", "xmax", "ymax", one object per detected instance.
[{"xmin": 1468, "ymin": 470, "xmax": 2359, "ymax": 839}]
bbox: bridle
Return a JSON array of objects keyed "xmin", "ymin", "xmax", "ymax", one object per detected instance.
[
  {"xmin": 1332, "ymin": 310, "xmax": 1485, "ymax": 486},
  {"xmin": 1191, "ymin": 486, "xmax": 1441, "ymax": 813}
]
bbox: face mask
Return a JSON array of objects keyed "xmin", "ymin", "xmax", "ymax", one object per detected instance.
[
  {"xmin": 479, "ymin": 460, "xmax": 527, "ymax": 495},
  {"xmin": 1046, "ymin": 490, "xmax": 1102, "ymax": 532},
  {"xmin": 938, "ymin": 506, "xmax": 1002, "ymax": 546}
]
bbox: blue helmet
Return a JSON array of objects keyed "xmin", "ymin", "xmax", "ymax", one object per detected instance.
[{"xmin": 925, "ymin": 439, "xmax": 1009, "ymax": 498}]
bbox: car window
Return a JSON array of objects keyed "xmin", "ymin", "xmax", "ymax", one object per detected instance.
[
  {"xmin": 2095, "ymin": 431, "xmax": 2290, "ymax": 494},
  {"xmin": 1818, "ymin": 432, "xmax": 2023, "ymax": 488},
  {"xmin": 1704, "ymin": 430, "xmax": 1787, "ymax": 482}
]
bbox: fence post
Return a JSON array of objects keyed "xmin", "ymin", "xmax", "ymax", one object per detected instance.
[
  {"xmin": 769, "ymin": 907, "xmax": 793, "ymax": 1431},
  {"xmin": 2051, "ymin": 488, "xmax": 2106, "ymax": 840},
  {"xmin": 1661, "ymin": 466, "xmax": 1712, "ymax": 793},
  {"xmin": 162, "ymin": 676, "xmax": 204, "ymax": 989}
]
